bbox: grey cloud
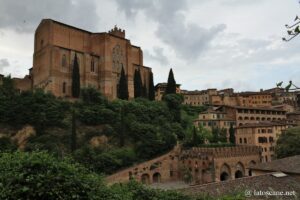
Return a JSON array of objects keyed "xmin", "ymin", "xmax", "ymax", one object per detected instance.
[
  {"xmin": 115, "ymin": 0, "xmax": 225, "ymax": 60},
  {"xmin": 0, "ymin": 0, "xmax": 98, "ymax": 32},
  {"xmin": 220, "ymin": 0, "xmax": 266, "ymax": 6},
  {"xmin": 0, "ymin": 58, "xmax": 9, "ymax": 73},
  {"xmin": 157, "ymin": 22, "xmax": 226, "ymax": 60},
  {"xmin": 144, "ymin": 47, "xmax": 169, "ymax": 65}
]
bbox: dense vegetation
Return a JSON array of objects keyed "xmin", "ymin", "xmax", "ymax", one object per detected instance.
[
  {"xmin": 0, "ymin": 151, "xmax": 195, "ymax": 200},
  {"xmin": 276, "ymin": 127, "xmax": 300, "ymax": 158},
  {"xmin": 0, "ymin": 76, "xmax": 206, "ymax": 175},
  {"xmin": 0, "ymin": 76, "xmax": 247, "ymax": 199},
  {"xmin": 0, "ymin": 151, "xmax": 244, "ymax": 200}
]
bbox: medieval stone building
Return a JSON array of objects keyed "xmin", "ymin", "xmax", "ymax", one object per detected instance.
[
  {"xmin": 19, "ymin": 19, "xmax": 152, "ymax": 100},
  {"xmin": 106, "ymin": 145, "xmax": 260, "ymax": 185}
]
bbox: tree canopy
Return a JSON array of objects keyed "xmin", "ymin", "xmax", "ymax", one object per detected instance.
[
  {"xmin": 118, "ymin": 66, "xmax": 129, "ymax": 100},
  {"xmin": 165, "ymin": 68, "xmax": 177, "ymax": 95},
  {"xmin": 276, "ymin": 127, "xmax": 300, "ymax": 158},
  {"xmin": 134, "ymin": 69, "xmax": 143, "ymax": 98},
  {"xmin": 148, "ymin": 72, "xmax": 155, "ymax": 101},
  {"xmin": 72, "ymin": 54, "xmax": 80, "ymax": 98}
]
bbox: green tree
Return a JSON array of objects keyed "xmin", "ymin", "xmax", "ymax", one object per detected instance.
[
  {"xmin": 165, "ymin": 68, "xmax": 177, "ymax": 95},
  {"xmin": 119, "ymin": 107, "xmax": 126, "ymax": 147},
  {"xmin": 134, "ymin": 69, "xmax": 143, "ymax": 98},
  {"xmin": 163, "ymin": 94, "xmax": 183, "ymax": 123},
  {"xmin": 118, "ymin": 66, "xmax": 129, "ymax": 100},
  {"xmin": 229, "ymin": 124, "xmax": 235, "ymax": 144},
  {"xmin": 276, "ymin": 127, "xmax": 300, "ymax": 158},
  {"xmin": 0, "ymin": 137, "xmax": 17, "ymax": 151},
  {"xmin": 80, "ymin": 87, "xmax": 107, "ymax": 104},
  {"xmin": 142, "ymin": 84, "xmax": 148, "ymax": 99},
  {"xmin": 72, "ymin": 54, "xmax": 80, "ymax": 98},
  {"xmin": 0, "ymin": 151, "xmax": 105, "ymax": 200},
  {"xmin": 0, "ymin": 75, "xmax": 16, "ymax": 97},
  {"xmin": 148, "ymin": 71, "xmax": 155, "ymax": 101},
  {"xmin": 71, "ymin": 109, "xmax": 77, "ymax": 152}
]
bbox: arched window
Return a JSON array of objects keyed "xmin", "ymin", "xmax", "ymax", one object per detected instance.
[
  {"xmin": 62, "ymin": 82, "xmax": 66, "ymax": 94},
  {"xmin": 91, "ymin": 58, "xmax": 95, "ymax": 72},
  {"xmin": 62, "ymin": 54, "xmax": 67, "ymax": 67}
]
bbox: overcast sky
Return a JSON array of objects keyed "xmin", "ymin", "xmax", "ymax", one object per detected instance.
[{"xmin": 0, "ymin": 0, "xmax": 300, "ymax": 91}]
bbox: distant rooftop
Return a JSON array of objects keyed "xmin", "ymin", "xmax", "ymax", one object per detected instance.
[
  {"xmin": 249, "ymin": 155, "xmax": 300, "ymax": 174},
  {"xmin": 179, "ymin": 173, "xmax": 300, "ymax": 199},
  {"xmin": 220, "ymin": 105, "xmax": 286, "ymax": 112},
  {"xmin": 237, "ymin": 121, "xmax": 290, "ymax": 128}
]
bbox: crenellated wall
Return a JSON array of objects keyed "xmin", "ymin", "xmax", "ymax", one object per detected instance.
[{"xmin": 106, "ymin": 145, "xmax": 261, "ymax": 185}]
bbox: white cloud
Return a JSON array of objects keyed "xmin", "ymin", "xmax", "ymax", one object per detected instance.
[{"xmin": 0, "ymin": 0, "xmax": 300, "ymax": 91}]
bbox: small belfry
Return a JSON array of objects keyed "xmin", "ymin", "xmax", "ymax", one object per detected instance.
[{"xmin": 108, "ymin": 25, "xmax": 125, "ymax": 38}]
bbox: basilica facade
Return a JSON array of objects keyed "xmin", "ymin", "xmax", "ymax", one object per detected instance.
[{"xmin": 27, "ymin": 19, "xmax": 152, "ymax": 100}]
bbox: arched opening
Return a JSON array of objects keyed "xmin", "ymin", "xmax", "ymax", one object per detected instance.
[
  {"xmin": 62, "ymin": 54, "xmax": 67, "ymax": 67},
  {"xmin": 235, "ymin": 170, "xmax": 243, "ymax": 178},
  {"xmin": 248, "ymin": 161, "xmax": 256, "ymax": 176},
  {"xmin": 248, "ymin": 170, "xmax": 252, "ymax": 176},
  {"xmin": 220, "ymin": 172, "xmax": 229, "ymax": 181},
  {"xmin": 153, "ymin": 172, "xmax": 161, "ymax": 183},
  {"xmin": 62, "ymin": 82, "xmax": 66, "ymax": 94},
  {"xmin": 91, "ymin": 58, "xmax": 95, "ymax": 72},
  {"xmin": 141, "ymin": 174, "xmax": 150, "ymax": 184},
  {"xmin": 220, "ymin": 163, "xmax": 231, "ymax": 181},
  {"xmin": 235, "ymin": 162, "xmax": 245, "ymax": 179}
]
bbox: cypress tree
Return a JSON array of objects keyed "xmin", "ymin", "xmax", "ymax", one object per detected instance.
[
  {"xmin": 148, "ymin": 71, "xmax": 155, "ymax": 101},
  {"xmin": 72, "ymin": 54, "xmax": 80, "ymax": 98},
  {"xmin": 119, "ymin": 107, "xmax": 126, "ymax": 147},
  {"xmin": 142, "ymin": 84, "xmax": 148, "ymax": 99},
  {"xmin": 165, "ymin": 68, "xmax": 177, "ymax": 95},
  {"xmin": 118, "ymin": 66, "xmax": 129, "ymax": 100},
  {"xmin": 229, "ymin": 124, "xmax": 235, "ymax": 144},
  {"xmin": 71, "ymin": 109, "xmax": 77, "ymax": 152},
  {"xmin": 134, "ymin": 69, "xmax": 142, "ymax": 98},
  {"xmin": 192, "ymin": 126, "xmax": 197, "ymax": 146}
]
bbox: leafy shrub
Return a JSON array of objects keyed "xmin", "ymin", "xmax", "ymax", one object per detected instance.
[
  {"xmin": 0, "ymin": 151, "xmax": 105, "ymax": 200},
  {"xmin": 0, "ymin": 137, "xmax": 17, "ymax": 151}
]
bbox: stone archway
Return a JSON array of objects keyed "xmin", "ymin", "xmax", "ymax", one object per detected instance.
[
  {"xmin": 248, "ymin": 160, "xmax": 256, "ymax": 176},
  {"xmin": 220, "ymin": 163, "xmax": 231, "ymax": 181},
  {"xmin": 220, "ymin": 172, "xmax": 230, "ymax": 181},
  {"xmin": 153, "ymin": 172, "xmax": 161, "ymax": 183},
  {"xmin": 141, "ymin": 174, "xmax": 150, "ymax": 184},
  {"xmin": 235, "ymin": 162, "xmax": 245, "ymax": 179},
  {"xmin": 235, "ymin": 170, "xmax": 243, "ymax": 178}
]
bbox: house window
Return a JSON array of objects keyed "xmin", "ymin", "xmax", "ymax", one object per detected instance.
[
  {"xmin": 62, "ymin": 82, "xmax": 66, "ymax": 94},
  {"xmin": 244, "ymin": 138, "xmax": 247, "ymax": 144},
  {"xmin": 41, "ymin": 40, "xmax": 44, "ymax": 47},
  {"xmin": 62, "ymin": 54, "xmax": 67, "ymax": 67}
]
